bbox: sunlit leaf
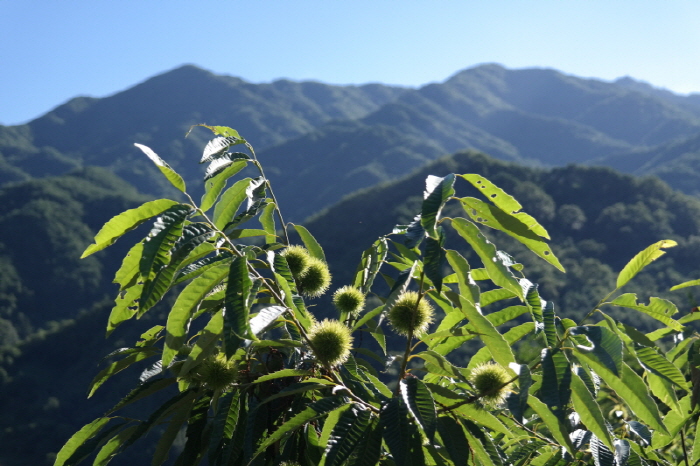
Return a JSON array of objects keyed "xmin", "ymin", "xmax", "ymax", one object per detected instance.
[
  {"xmin": 609, "ymin": 293, "xmax": 683, "ymax": 332},
  {"xmin": 616, "ymin": 239, "xmax": 677, "ymax": 289},
  {"xmin": 460, "ymin": 174, "xmax": 549, "ymax": 238},
  {"xmin": 54, "ymin": 417, "xmax": 112, "ymax": 466},
  {"xmin": 451, "ymin": 217, "xmax": 523, "ymax": 299},
  {"xmin": 82, "ymin": 199, "xmax": 180, "ymax": 258},
  {"xmin": 459, "ymin": 197, "xmax": 563, "ymax": 271},
  {"xmin": 570, "ymin": 372, "xmax": 614, "ymax": 451},
  {"xmin": 213, "ymin": 177, "xmax": 251, "ymax": 230},
  {"xmin": 162, "ymin": 261, "xmax": 230, "ymax": 367},
  {"xmin": 200, "ymin": 159, "xmax": 248, "ymax": 212},
  {"xmin": 134, "ymin": 143, "xmax": 186, "ymax": 193},
  {"xmin": 527, "ymin": 395, "xmax": 574, "ymax": 454},
  {"xmin": 88, "ymin": 348, "xmax": 159, "ymax": 398},
  {"xmin": 445, "ymin": 249, "xmax": 480, "ymax": 304},
  {"xmin": 670, "ymin": 278, "xmax": 700, "ymax": 291},
  {"xmin": 635, "ymin": 345, "xmax": 689, "ymax": 390},
  {"xmin": 456, "ymin": 295, "xmax": 516, "ymax": 371},
  {"xmin": 195, "ymin": 124, "xmax": 245, "ymax": 140},
  {"xmin": 292, "ymin": 223, "xmax": 326, "ymax": 262},
  {"xmin": 575, "ymin": 352, "xmax": 668, "ymax": 435},
  {"xmin": 93, "ymin": 425, "xmax": 140, "ymax": 466},
  {"xmin": 353, "ymin": 237, "xmax": 388, "ymax": 295}
]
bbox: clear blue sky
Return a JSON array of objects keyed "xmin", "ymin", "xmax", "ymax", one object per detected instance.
[{"xmin": 2, "ymin": 1, "xmax": 699, "ymax": 125}]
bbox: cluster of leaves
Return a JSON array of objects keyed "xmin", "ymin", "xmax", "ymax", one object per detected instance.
[{"xmin": 57, "ymin": 125, "xmax": 700, "ymax": 466}]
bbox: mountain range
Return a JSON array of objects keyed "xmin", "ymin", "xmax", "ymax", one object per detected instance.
[{"xmin": 4, "ymin": 63, "xmax": 700, "ymax": 221}]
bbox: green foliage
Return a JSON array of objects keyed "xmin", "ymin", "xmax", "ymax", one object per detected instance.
[{"xmin": 58, "ymin": 125, "xmax": 700, "ymax": 466}]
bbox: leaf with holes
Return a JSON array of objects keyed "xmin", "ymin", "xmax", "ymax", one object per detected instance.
[
  {"xmin": 451, "ymin": 217, "xmax": 523, "ymax": 300},
  {"xmin": 460, "ymin": 197, "xmax": 563, "ymax": 271}
]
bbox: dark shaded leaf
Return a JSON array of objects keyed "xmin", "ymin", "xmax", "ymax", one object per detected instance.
[
  {"xmin": 324, "ymin": 406, "xmax": 373, "ymax": 466},
  {"xmin": 224, "ymin": 256, "xmax": 253, "ymax": 357},
  {"xmin": 437, "ymin": 416, "xmax": 470, "ymax": 465},
  {"xmin": 106, "ymin": 377, "xmax": 176, "ymax": 415},
  {"xmin": 569, "ymin": 326, "xmax": 622, "ymax": 376},
  {"xmin": 400, "ymin": 377, "xmax": 437, "ymax": 442},
  {"xmin": 381, "ymin": 396, "xmax": 423, "ymax": 466},
  {"xmin": 507, "ymin": 364, "xmax": 531, "ymax": 423},
  {"xmin": 393, "ymin": 214, "xmax": 425, "ymax": 249},
  {"xmin": 627, "ymin": 421, "xmax": 651, "ymax": 447},
  {"xmin": 421, "ymin": 174, "xmax": 455, "ymax": 239},
  {"xmin": 351, "ymin": 416, "xmax": 383, "ymax": 466},
  {"xmin": 424, "ymin": 227, "xmax": 447, "ymax": 293},
  {"xmin": 543, "ymin": 301, "xmax": 557, "ymax": 347},
  {"xmin": 201, "ymin": 136, "xmax": 246, "ymax": 163},
  {"xmin": 139, "ymin": 204, "xmax": 193, "ymax": 281},
  {"xmin": 591, "ymin": 435, "xmax": 616, "ymax": 466},
  {"xmin": 462, "ymin": 419, "xmax": 504, "ymax": 466}
]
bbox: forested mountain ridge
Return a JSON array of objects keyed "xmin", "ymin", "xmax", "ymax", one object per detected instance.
[
  {"xmin": 0, "ymin": 64, "xmax": 407, "ymax": 193},
  {"xmin": 3, "ymin": 63, "xmax": 700, "ymax": 214},
  {"xmin": 307, "ymin": 150, "xmax": 700, "ymax": 324}
]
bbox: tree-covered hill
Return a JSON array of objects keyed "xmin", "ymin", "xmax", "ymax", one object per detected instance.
[
  {"xmin": 594, "ymin": 130, "xmax": 700, "ymax": 197},
  {"xmin": 306, "ymin": 150, "xmax": 700, "ymax": 326},
  {"xmin": 0, "ymin": 168, "xmax": 148, "ymax": 346}
]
